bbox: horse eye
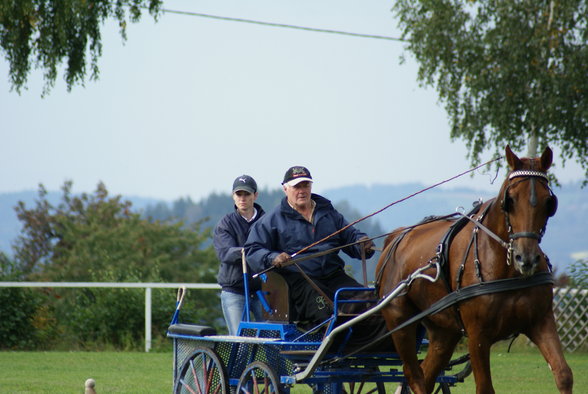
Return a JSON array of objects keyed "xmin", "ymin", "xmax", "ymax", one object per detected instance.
[{"xmin": 502, "ymin": 195, "xmax": 514, "ymax": 212}]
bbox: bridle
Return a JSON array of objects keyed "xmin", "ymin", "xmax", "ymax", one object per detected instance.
[
  {"xmin": 454, "ymin": 169, "xmax": 557, "ymax": 268},
  {"xmin": 500, "ymin": 170, "xmax": 557, "ymax": 244}
]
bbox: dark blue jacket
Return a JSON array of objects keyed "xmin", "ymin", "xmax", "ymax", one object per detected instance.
[
  {"xmin": 214, "ymin": 203, "xmax": 265, "ymax": 293},
  {"xmin": 245, "ymin": 194, "xmax": 373, "ymax": 277}
]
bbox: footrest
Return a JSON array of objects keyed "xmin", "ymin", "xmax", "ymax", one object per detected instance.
[{"xmin": 168, "ymin": 323, "xmax": 217, "ymax": 337}]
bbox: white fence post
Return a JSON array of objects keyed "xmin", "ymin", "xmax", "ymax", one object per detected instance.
[{"xmin": 145, "ymin": 287, "xmax": 152, "ymax": 352}]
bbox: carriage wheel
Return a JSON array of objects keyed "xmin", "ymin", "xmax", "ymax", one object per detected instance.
[
  {"xmin": 343, "ymin": 380, "xmax": 386, "ymax": 394},
  {"xmin": 309, "ymin": 368, "xmax": 385, "ymax": 394},
  {"xmin": 236, "ymin": 361, "xmax": 282, "ymax": 394},
  {"xmin": 400, "ymin": 382, "xmax": 451, "ymax": 394},
  {"xmin": 174, "ymin": 346, "xmax": 229, "ymax": 394}
]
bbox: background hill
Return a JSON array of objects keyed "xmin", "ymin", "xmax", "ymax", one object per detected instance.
[
  {"xmin": 323, "ymin": 182, "xmax": 587, "ymax": 275},
  {"xmin": 1, "ymin": 182, "xmax": 586, "ymax": 275}
]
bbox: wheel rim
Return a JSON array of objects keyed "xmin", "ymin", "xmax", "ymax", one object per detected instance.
[
  {"xmin": 237, "ymin": 361, "xmax": 281, "ymax": 394},
  {"xmin": 175, "ymin": 347, "xmax": 228, "ymax": 394}
]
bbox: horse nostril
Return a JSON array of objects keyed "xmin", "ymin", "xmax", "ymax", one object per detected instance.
[{"xmin": 515, "ymin": 254, "xmax": 523, "ymax": 263}]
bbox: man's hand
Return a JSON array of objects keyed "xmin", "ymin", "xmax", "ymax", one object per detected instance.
[
  {"xmin": 272, "ymin": 252, "xmax": 291, "ymax": 268},
  {"xmin": 359, "ymin": 236, "xmax": 375, "ymax": 253}
]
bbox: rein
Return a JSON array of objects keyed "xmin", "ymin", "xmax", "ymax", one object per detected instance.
[
  {"xmin": 253, "ymin": 157, "xmax": 503, "ymax": 289},
  {"xmin": 455, "ymin": 203, "xmax": 509, "ymax": 250},
  {"xmin": 290, "ymin": 157, "xmax": 503, "ymax": 259},
  {"xmin": 251, "ymin": 233, "xmax": 391, "ymax": 279},
  {"xmin": 327, "ymin": 271, "xmax": 554, "ymax": 365}
]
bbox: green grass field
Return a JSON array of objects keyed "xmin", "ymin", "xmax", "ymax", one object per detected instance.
[{"xmin": 0, "ymin": 348, "xmax": 585, "ymax": 393}]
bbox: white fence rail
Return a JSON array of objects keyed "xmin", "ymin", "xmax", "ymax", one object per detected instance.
[
  {"xmin": 0, "ymin": 282, "xmax": 220, "ymax": 352},
  {"xmin": 1, "ymin": 283, "xmax": 586, "ymax": 352}
]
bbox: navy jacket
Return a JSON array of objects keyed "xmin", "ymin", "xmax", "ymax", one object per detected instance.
[
  {"xmin": 245, "ymin": 194, "xmax": 374, "ymax": 277},
  {"xmin": 213, "ymin": 203, "xmax": 265, "ymax": 293}
]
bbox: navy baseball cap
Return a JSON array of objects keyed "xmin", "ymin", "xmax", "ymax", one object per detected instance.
[
  {"xmin": 232, "ymin": 175, "xmax": 257, "ymax": 194},
  {"xmin": 282, "ymin": 166, "xmax": 313, "ymax": 186}
]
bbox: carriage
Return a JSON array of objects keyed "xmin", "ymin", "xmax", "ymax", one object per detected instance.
[
  {"xmin": 167, "ymin": 146, "xmax": 572, "ymax": 393},
  {"xmin": 167, "ymin": 268, "xmax": 471, "ymax": 393}
]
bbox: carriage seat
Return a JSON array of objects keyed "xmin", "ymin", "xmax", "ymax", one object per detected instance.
[
  {"xmin": 167, "ymin": 323, "xmax": 217, "ymax": 337},
  {"xmin": 258, "ymin": 271, "xmax": 295, "ymax": 322}
]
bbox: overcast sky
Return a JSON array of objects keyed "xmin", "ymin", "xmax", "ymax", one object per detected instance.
[{"xmin": 1, "ymin": 0, "xmax": 584, "ymax": 203}]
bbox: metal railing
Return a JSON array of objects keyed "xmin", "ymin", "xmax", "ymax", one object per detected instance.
[
  {"xmin": 0, "ymin": 282, "xmax": 220, "ymax": 352},
  {"xmin": 2, "ymin": 283, "xmax": 586, "ymax": 352}
]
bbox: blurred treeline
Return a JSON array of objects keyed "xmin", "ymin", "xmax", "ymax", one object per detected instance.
[
  {"xmin": 0, "ymin": 182, "xmax": 384, "ymax": 351},
  {"xmin": 0, "ymin": 181, "xmax": 218, "ymax": 351}
]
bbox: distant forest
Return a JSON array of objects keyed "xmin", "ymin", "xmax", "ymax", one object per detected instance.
[
  {"xmin": 142, "ymin": 188, "xmax": 386, "ymax": 280},
  {"xmin": 143, "ymin": 188, "xmax": 385, "ymax": 238}
]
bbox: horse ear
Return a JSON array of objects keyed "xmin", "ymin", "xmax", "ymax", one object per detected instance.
[
  {"xmin": 540, "ymin": 146, "xmax": 553, "ymax": 171},
  {"xmin": 505, "ymin": 145, "xmax": 522, "ymax": 170}
]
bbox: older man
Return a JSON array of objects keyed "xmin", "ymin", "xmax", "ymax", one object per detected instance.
[
  {"xmin": 213, "ymin": 175, "xmax": 265, "ymax": 335},
  {"xmin": 245, "ymin": 166, "xmax": 374, "ymax": 326}
]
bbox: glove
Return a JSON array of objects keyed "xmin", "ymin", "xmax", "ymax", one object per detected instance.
[
  {"xmin": 359, "ymin": 236, "xmax": 375, "ymax": 253},
  {"xmin": 272, "ymin": 252, "xmax": 291, "ymax": 268}
]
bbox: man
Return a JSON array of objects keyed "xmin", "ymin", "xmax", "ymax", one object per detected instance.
[
  {"xmin": 245, "ymin": 166, "xmax": 375, "ymax": 326},
  {"xmin": 213, "ymin": 175, "xmax": 265, "ymax": 335}
]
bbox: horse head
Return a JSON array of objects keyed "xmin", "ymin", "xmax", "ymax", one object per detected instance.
[{"xmin": 500, "ymin": 145, "xmax": 558, "ymax": 276}]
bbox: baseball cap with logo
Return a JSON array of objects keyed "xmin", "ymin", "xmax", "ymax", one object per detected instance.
[
  {"xmin": 232, "ymin": 175, "xmax": 257, "ymax": 194},
  {"xmin": 282, "ymin": 166, "xmax": 313, "ymax": 187}
]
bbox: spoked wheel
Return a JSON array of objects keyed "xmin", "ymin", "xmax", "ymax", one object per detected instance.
[
  {"xmin": 310, "ymin": 367, "xmax": 386, "ymax": 394},
  {"xmin": 400, "ymin": 382, "xmax": 451, "ymax": 394},
  {"xmin": 174, "ymin": 346, "xmax": 229, "ymax": 394},
  {"xmin": 343, "ymin": 380, "xmax": 386, "ymax": 394},
  {"xmin": 236, "ymin": 361, "xmax": 283, "ymax": 394}
]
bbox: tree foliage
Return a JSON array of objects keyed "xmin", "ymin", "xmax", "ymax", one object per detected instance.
[
  {"xmin": 8, "ymin": 181, "xmax": 221, "ymax": 349},
  {"xmin": 0, "ymin": 252, "xmax": 43, "ymax": 349},
  {"xmin": 14, "ymin": 181, "xmax": 217, "ymax": 283},
  {"xmin": 143, "ymin": 189, "xmax": 387, "ymax": 281},
  {"xmin": 0, "ymin": 0, "xmax": 162, "ymax": 95},
  {"xmin": 569, "ymin": 258, "xmax": 588, "ymax": 288},
  {"xmin": 143, "ymin": 188, "xmax": 385, "ymax": 244},
  {"xmin": 394, "ymin": 0, "xmax": 588, "ymax": 182}
]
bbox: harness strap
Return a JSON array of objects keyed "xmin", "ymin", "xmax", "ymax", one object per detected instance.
[
  {"xmin": 510, "ymin": 232, "xmax": 541, "ymax": 241},
  {"xmin": 456, "ymin": 202, "xmax": 510, "ymax": 250},
  {"xmin": 386, "ymin": 271, "xmax": 554, "ymax": 339},
  {"xmin": 331, "ymin": 271, "xmax": 554, "ymax": 363},
  {"xmin": 374, "ymin": 213, "xmax": 458, "ymax": 290}
]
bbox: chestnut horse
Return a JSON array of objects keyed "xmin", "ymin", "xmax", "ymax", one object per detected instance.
[{"xmin": 375, "ymin": 146, "xmax": 573, "ymax": 393}]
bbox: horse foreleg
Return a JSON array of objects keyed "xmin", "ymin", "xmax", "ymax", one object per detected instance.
[
  {"xmin": 420, "ymin": 327, "xmax": 462, "ymax": 393},
  {"xmin": 467, "ymin": 333, "xmax": 495, "ymax": 394},
  {"xmin": 526, "ymin": 314, "xmax": 573, "ymax": 393},
  {"xmin": 390, "ymin": 325, "xmax": 427, "ymax": 394}
]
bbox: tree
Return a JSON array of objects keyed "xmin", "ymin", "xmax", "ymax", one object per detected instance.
[
  {"xmin": 394, "ymin": 0, "xmax": 588, "ymax": 182},
  {"xmin": 569, "ymin": 258, "xmax": 588, "ymax": 288},
  {"xmin": 0, "ymin": 252, "xmax": 44, "ymax": 349},
  {"xmin": 0, "ymin": 0, "xmax": 162, "ymax": 95},
  {"xmin": 12, "ymin": 181, "xmax": 221, "ymax": 349},
  {"xmin": 14, "ymin": 181, "xmax": 217, "ymax": 284}
]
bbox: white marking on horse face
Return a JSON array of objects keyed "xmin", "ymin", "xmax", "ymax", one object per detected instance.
[
  {"xmin": 511, "ymin": 241, "xmax": 541, "ymax": 276},
  {"xmin": 515, "ymin": 260, "xmax": 537, "ymax": 277}
]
